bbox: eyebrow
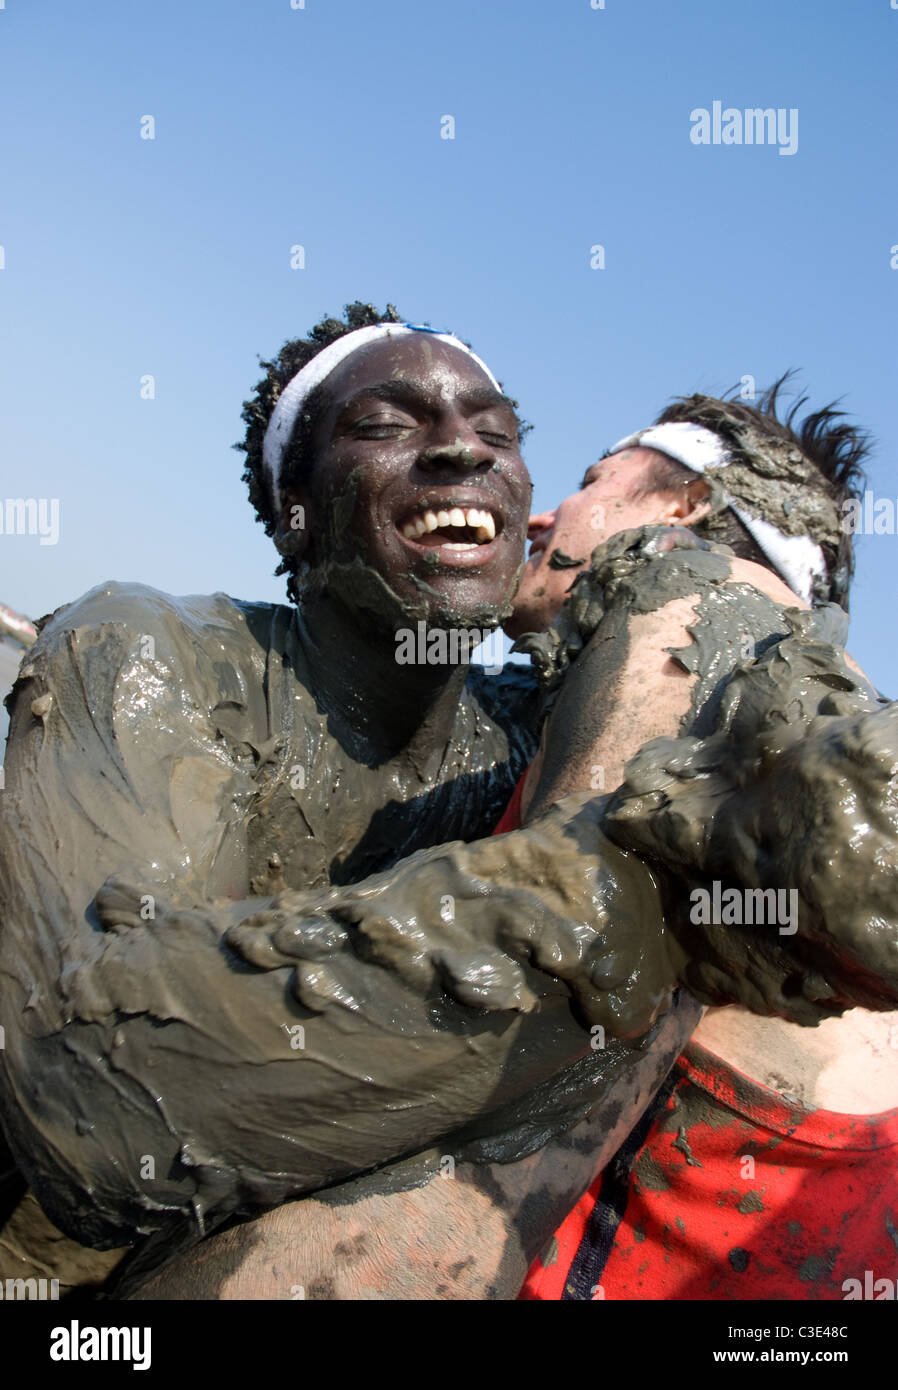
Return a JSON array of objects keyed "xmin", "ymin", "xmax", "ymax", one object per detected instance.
[
  {"xmin": 579, "ymin": 463, "xmax": 599, "ymax": 489},
  {"xmin": 335, "ymin": 378, "xmax": 518, "ymax": 420}
]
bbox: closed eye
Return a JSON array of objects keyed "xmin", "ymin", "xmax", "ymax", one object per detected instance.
[{"xmin": 349, "ymin": 413, "xmax": 417, "ymax": 437}]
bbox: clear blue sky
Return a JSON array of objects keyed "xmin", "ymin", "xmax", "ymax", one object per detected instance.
[{"xmin": 1, "ymin": 0, "xmax": 896, "ymax": 688}]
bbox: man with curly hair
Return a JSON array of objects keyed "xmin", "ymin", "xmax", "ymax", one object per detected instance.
[
  {"xmin": 0, "ymin": 303, "xmax": 703, "ymax": 1296},
  {"xmin": 1, "ymin": 307, "xmax": 896, "ymax": 1301}
]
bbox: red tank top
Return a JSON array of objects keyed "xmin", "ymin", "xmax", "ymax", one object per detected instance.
[
  {"xmin": 494, "ymin": 774, "xmax": 898, "ymax": 1300},
  {"xmin": 520, "ymin": 1041, "xmax": 898, "ymax": 1300}
]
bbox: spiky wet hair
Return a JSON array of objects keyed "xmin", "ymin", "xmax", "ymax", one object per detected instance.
[{"xmin": 644, "ymin": 373, "xmax": 871, "ymax": 610}]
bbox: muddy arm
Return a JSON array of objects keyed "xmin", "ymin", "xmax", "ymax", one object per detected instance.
[
  {"xmin": 125, "ymin": 991, "xmax": 699, "ymax": 1301},
  {"xmin": 519, "ymin": 528, "xmax": 898, "ymax": 1020},
  {"xmin": 0, "ymin": 584, "xmax": 680, "ymax": 1261}
]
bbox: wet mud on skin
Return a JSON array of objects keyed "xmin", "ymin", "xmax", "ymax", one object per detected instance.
[
  {"xmin": 303, "ymin": 455, "xmax": 528, "ymax": 638},
  {"xmin": 124, "ymin": 988, "xmax": 702, "ymax": 1299},
  {"xmin": 0, "ymin": 558, "xmax": 673, "ymax": 1268},
  {"xmin": 518, "ymin": 528, "xmax": 898, "ymax": 1019},
  {"xmin": 1, "ymin": 527, "xmax": 897, "ymax": 1278},
  {"xmin": 547, "ymin": 550, "xmax": 587, "ymax": 570}
]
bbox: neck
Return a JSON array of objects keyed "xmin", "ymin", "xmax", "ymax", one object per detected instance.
[{"xmin": 296, "ymin": 588, "xmax": 472, "ymax": 769}]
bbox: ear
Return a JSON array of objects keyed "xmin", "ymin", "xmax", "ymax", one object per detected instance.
[
  {"xmin": 273, "ymin": 485, "xmax": 313, "ymax": 564},
  {"xmin": 657, "ymin": 476, "xmax": 712, "ymax": 528}
]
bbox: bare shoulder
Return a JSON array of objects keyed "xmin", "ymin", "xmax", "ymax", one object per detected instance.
[
  {"xmin": 693, "ymin": 1005, "xmax": 898, "ymax": 1113},
  {"xmin": 724, "ymin": 555, "xmax": 809, "ymax": 609}
]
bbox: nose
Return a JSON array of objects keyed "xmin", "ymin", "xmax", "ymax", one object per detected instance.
[{"xmin": 416, "ymin": 412, "xmax": 497, "ymax": 475}]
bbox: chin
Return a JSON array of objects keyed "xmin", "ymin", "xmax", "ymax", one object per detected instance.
[{"xmin": 424, "ymin": 601, "xmax": 507, "ymax": 634}]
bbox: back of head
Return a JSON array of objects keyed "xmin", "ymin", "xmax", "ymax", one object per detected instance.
[{"xmin": 653, "ymin": 374, "xmax": 870, "ymax": 610}]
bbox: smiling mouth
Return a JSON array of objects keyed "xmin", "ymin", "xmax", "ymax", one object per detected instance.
[{"xmin": 397, "ymin": 505, "xmax": 499, "ymax": 552}]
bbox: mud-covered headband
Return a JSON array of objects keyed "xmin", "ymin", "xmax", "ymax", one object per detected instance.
[
  {"xmin": 263, "ymin": 323, "xmax": 503, "ymax": 510},
  {"xmin": 607, "ymin": 422, "xmax": 826, "ymax": 605}
]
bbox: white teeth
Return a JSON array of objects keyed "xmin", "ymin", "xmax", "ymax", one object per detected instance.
[
  {"xmin": 402, "ymin": 506, "xmax": 497, "ymax": 541},
  {"xmin": 442, "ymin": 542, "xmax": 478, "ymax": 551}
]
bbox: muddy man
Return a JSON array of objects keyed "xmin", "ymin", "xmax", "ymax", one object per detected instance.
[{"xmin": 1, "ymin": 307, "xmax": 896, "ymax": 1298}]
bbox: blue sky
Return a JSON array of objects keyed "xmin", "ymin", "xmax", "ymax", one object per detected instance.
[{"xmin": 1, "ymin": 0, "xmax": 896, "ymax": 688}]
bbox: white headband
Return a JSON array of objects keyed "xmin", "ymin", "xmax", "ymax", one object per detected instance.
[
  {"xmin": 607, "ymin": 422, "xmax": 827, "ymax": 605},
  {"xmin": 262, "ymin": 323, "xmax": 503, "ymax": 510}
]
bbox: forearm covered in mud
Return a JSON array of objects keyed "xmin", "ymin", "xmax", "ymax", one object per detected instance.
[
  {"xmin": 1, "ymin": 799, "xmax": 679, "ymax": 1256},
  {"xmin": 0, "ymin": 595, "xmax": 678, "ymax": 1257},
  {"xmin": 126, "ymin": 990, "xmax": 700, "ymax": 1301}
]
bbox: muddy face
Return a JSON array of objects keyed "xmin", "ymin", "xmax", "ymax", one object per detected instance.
[
  {"xmin": 285, "ymin": 335, "xmax": 532, "ymax": 632},
  {"xmin": 506, "ymin": 447, "xmax": 709, "ymax": 638},
  {"xmin": 507, "ymin": 449, "xmax": 661, "ymax": 638}
]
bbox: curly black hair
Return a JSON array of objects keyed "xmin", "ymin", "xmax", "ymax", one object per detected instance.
[
  {"xmin": 643, "ymin": 373, "xmax": 871, "ymax": 610},
  {"xmin": 236, "ymin": 301, "xmax": 403, "ymax": 541},
  {"xmin": 235, "ymin": 300, "xmax": 528, "ymax": 603}
]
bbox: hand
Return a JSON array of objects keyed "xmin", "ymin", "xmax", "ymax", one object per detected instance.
[
  {"xmin": 225, "ymin": 796, "xmax": 679, "ymax": 1041},
  {"xmin": 606, "ymin": 665, "xmax": 898, "ymax": 1021}
]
